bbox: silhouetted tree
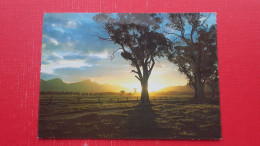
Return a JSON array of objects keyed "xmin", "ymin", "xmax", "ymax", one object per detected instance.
[
  {"xmin": 166, "ymin": 13, "xmax": 217, "ymax": 102},
  {"xmin": 94, "ymin": 13, "xmax": 171, "ymax": 103}
]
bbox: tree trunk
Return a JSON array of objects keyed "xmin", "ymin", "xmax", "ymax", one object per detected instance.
[
  {"xmin": 211, "ymin": 86, "xmax": 215, "ymax": 97},
  {"xmin": 194, "ymin": 73, "xmax": 205, "ymax": 103},
  {"xmin": 140, "ymin": 79, "xmax": 150, "ymax": 104}
]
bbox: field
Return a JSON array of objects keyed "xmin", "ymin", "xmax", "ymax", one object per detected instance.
[{"xmin": 38, "ymin": 94, "xmax": 221, "ymax": 139}]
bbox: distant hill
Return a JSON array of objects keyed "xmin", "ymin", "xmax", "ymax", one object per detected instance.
[
  {"xmin": 157, "ymin": 84, "xmax": 217, "ymax": 94},
  {"xmin": 158, "ymin": 85, "xmax": 194, "ymax": 92},
  {"xmin": 40, "ymin": 78, "xmax": 129, "ymax": 93}
]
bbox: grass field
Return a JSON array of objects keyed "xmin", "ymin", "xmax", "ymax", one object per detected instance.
[{"xmin": 38, "ymin": 94, "xmax": 221, "ymax": 139}]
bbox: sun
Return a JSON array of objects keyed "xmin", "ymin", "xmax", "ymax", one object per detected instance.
[
  {"xmin": 123, "ymin": 82, "xmax": 167, "ymax": 92},
  {"xmin": 148, "ymin": 83, "xmax": 166, "ymax": 92}
]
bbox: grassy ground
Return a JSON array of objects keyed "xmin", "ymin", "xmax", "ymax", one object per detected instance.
[{"xmin": 38, "ymin": 95, "xmax": 221, "ymax": 139}]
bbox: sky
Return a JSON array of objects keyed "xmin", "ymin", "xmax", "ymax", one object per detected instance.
[{"xmin": 41, "ymin": 13, "xmax": 216, "ymax": 92}]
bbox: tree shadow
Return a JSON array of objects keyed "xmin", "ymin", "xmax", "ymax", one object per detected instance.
[{"xmin": 122, "ymin": 103, "xmax": 172, "ymax": 139}]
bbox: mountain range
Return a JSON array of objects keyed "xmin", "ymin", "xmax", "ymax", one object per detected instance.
[
  {"xmin": 158, "ymin": 85, "xmax": 194, "ymax": 93},
  {"xmin": 40, "ymin": 78, "xmax": 215, "ymax": 93},
  {"xmin": 157, "ymin": 84, "xmax": 216, "ymax": 94},
  {"xmin": 40, "ymin": 78, "xmax": 129, "ymax": 93}
]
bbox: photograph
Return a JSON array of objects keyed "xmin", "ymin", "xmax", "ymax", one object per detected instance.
[{"xmin": 38, "ymin": 13, "xmax": 221, "ymax": 139}]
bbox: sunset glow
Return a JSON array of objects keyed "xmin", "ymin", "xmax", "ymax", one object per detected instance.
[
  {"xmin": 40, "ymin": 13, "xmax": 215, "ymax": 92},
  {"xmin": 38, "ymin": 13, "xmax": 220, "ymax": 140},
  {"xmin": 123, "ymin": 82, "xmax": 169, "ymax": 92}
]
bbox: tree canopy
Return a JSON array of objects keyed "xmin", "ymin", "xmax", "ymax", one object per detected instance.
[
  {"xmin": 94, "ymin": 13, "xmax": 171, "ymax": 103},
  {"xmin": 166, "ymin": 13, "xmax": 218, "ymax": 102}
]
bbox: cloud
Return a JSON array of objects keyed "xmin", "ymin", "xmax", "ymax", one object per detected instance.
[
  {"xmin": 61, "ymin": 49, "xmax": 112, "ymax": 67},
  {"xmin": 42, "ymin": 35, "xmax": 61, "ymax": 51},
  {"xmin": 85, "ymin": 56, "xmax": 104, "ymax": 64},
  {"xmin": 65, "ymin": 20, "xmax": 78, "ymax": 28},
  {"xmin": 41, "ymin": 60, "xmax": 50, "ymax": 65},
  {"xmin": 42, "ymin": 43, "xmax": 46, "ymax": 49},
  {"xmin": 49, "ymin": 58, "xmax": 130, "ymax": 83},
  {"xmin": 51, "ymin": 66, "xmax": 97, "ymax": 82},
  {"xmin": 62, "ymin": 50, "xmax": 110, "ymax": 60},
  {"xmin": 50, "ymin": 38, "xmax": 59, "ymax": 45},
  {"xmin": 62, "ymin": 54, "xmax": 102, "ymax": 65},
  {"xmin": 40, "ymin": 72, "xmax": 60, "ymax": 80},
  {"xmin": 40, "ymin": 13, "xmax": 215, "ymax": 86},
  {"xmin": 41, "ymin": 59, "xmax": 90, "ymax": 74},
  {"xmin": 53, "ymin": 60, "xmax": 127, "ymax": 77},
  {"xmin": 42, "ymin": 53, "xmax": 62, "ymax": 63},
  {"xmin": 63, "ymin": 54, "xmax": 87, "ymax": 60},
  {"xmin": 88, "ymin": 49, "xmax": 109, "ymax": 59},
  {"xmin": 42, "ymin": 13, "xmax": 119, "ymax": 55}
]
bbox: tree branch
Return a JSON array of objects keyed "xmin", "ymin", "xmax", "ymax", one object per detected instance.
[
  {"xmin": 131, "ymin": 70, "xmax": 139, "ymax": 74},
  {"xmin": 190, "ymin": 28, "xmax": 195, "ymax": 45},
  {"xmin": 120, "ymin": 43, "xmax": 143, "ymax": 80},
  {"xmin": 91, "ymin": 33, "xmax": 113, "ymax": 42},
  {"xmin": 200, "ymin": 13, "xmax": 211, "ymax": 27},
  {"xmin": 110, "ymin": 48, "xmax": 122, "ymax": 60},
  {"xmin": 178, "ymin": 14, "xmax": 185, "ymax": 36},
  {"xmin": 129, "ymin": 57, "xmax": 143, "ymax": 80},
  {"xmin": 135, "ymin": 75, "xmax": 141, "ymax": 81},
  {"xmin": 164, "ymin": 31, "xmax": 182, "ymax": 38},
  {"xmin": 148, "ymin": 58, "xmax": 155, "ymax": 77}
]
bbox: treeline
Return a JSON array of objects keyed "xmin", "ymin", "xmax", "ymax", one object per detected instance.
[
  {"xmin": 40, "ymin": 91, "xmax": 119, "ymax": 96},
  {"xmin": 40, "ymin": 91, "xmax": 219, "ymax": 96},
  {"xmin": 151, "ymin": 91, "xmax": 219, "ymax": 96}
]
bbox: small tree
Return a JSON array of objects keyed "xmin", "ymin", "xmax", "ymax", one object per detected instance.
[
  {"xmin": 166, "ymin": 13, "xmax": 218, "ymax": 102},
  {"xmin": 94, "ymin": 13, "xmax": 171, "ymax": 104}
]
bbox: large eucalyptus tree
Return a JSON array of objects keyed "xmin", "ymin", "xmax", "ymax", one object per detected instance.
[{"xmin": 94, "ymin": 13, "xmax": 171, "ymax": 103}]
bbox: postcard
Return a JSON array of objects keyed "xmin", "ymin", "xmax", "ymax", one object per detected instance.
[{"xmin": 38, "ymin": 13, "xmax": 221, "ymax": 139}]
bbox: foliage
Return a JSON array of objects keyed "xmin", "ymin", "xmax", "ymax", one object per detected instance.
[
  {"xmin": 206, "ymin": 64, "xmax": 219, "ymax": 97},
  {"xmin": 166, "ymin": 13, "xmax": 218, "ymax": 101},
  {"xmin": 94, "ymin": 13, "xmax": 171, "ymax": 103}
]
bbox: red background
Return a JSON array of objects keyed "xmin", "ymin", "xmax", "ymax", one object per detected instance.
[{"xmin": 1, "ymin": 0, "xmax": 260, "ymax": 145}]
